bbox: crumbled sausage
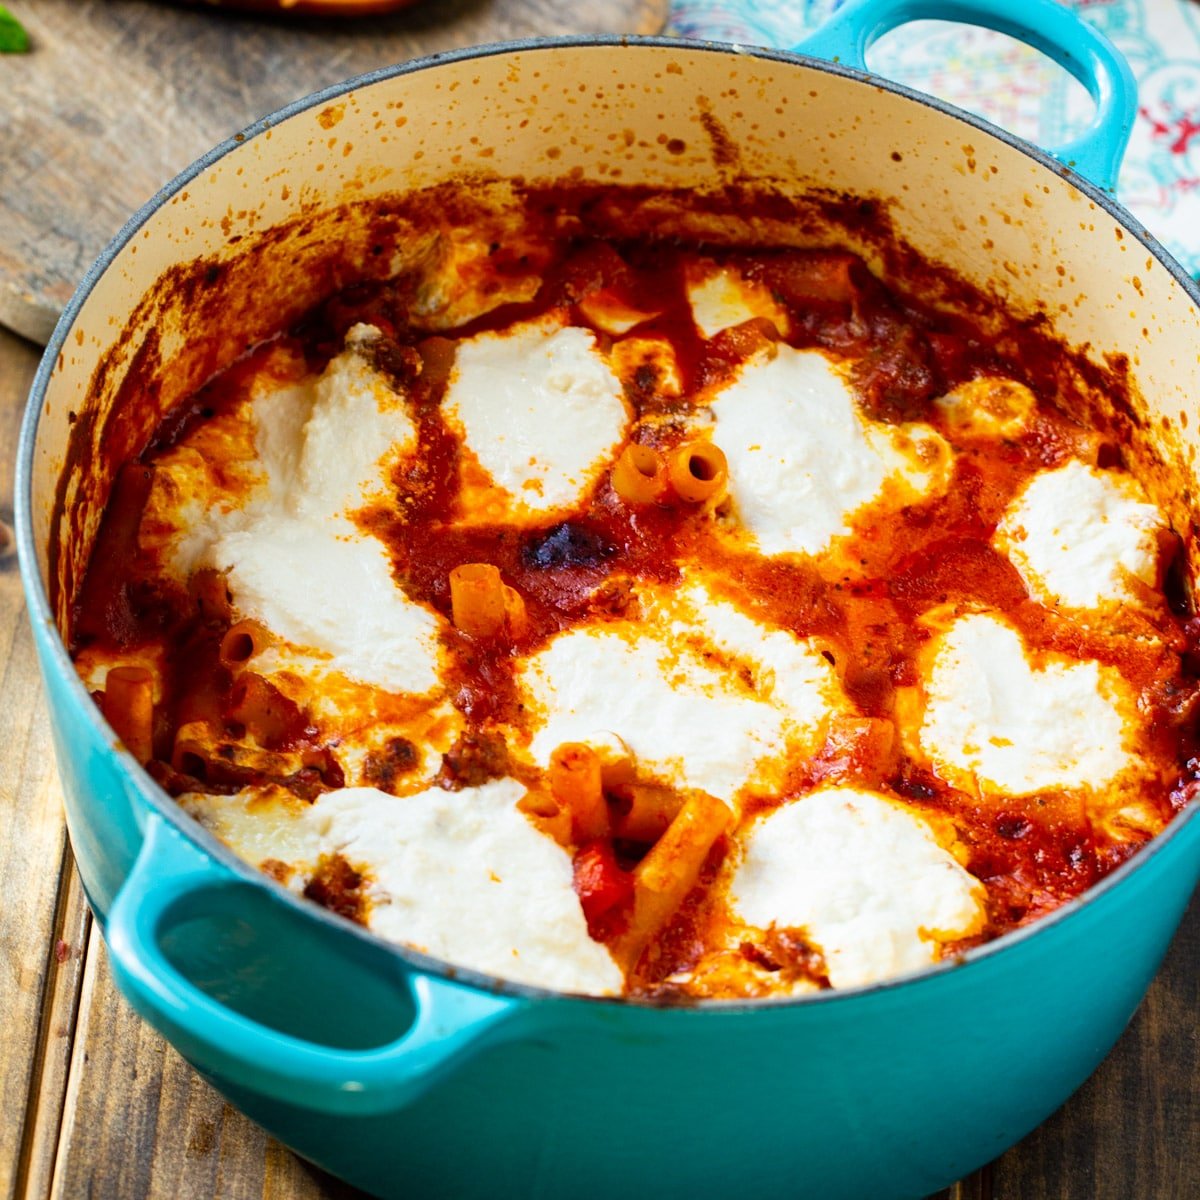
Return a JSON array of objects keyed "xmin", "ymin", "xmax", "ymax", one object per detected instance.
[
  {"xmin": 587, "ymin": 576, "xmax": 639, "ymax": 620},
  {"xmin": 437, "ymin": 731, "xmax": 510, "ymax": 790},
  {"xmin": 363, "ymin": 736, "xmax": 420, "ymax": 794},
  {"xmin": 741, "ymin": 928, "xmax": 831, "ymax": 988},
  {"xmin": 303, "ymin": 854, "xmax": 367, "ymax": 924},
  {"xmin": 362, "ymin": 334, "xmax": 422, "ymax": 392}
]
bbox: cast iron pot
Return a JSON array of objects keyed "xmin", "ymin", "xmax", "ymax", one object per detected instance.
[{"xmin": 16, "ymin": 0, "xmax": 1200, "ymax": 1195}]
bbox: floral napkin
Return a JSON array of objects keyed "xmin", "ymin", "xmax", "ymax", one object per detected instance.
[{"xmin": 668, "ymin": 0, "xmax": 1200, "ymax": 278}]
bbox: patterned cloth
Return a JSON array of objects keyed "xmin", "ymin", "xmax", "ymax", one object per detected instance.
[{"xmin": 668, "ymin": 0, "xmax": 1200, "ymax": 277}]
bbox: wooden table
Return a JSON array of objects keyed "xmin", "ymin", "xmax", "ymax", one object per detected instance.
[{"xmin": 1, "ymin": 5, "xmax": 1197, "ymax": 1197}]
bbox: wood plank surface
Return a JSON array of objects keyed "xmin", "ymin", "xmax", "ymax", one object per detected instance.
[
  {"xmin": 0, "ymin": 318, "xmax": 1196, "ymax": 1194},
  {"xmin": 0, "ymin": 0, "xmax": 669, "ymax": 345},
  {"xmin": 15, "ymin": 871, "xmax": 90, "ymax": 1200},
  {"xmin": 0, "ymin": 327, "xmax": 79, "ymax": 1200}
]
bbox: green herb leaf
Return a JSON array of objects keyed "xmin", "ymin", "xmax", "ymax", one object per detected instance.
[{"xmin": 0, "ymin": 5, "xmax": 29, "ymax": 54}]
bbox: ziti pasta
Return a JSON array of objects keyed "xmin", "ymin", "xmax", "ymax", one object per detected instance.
[{"xmin": 70, "ymin": 183, "xmax": 1200, "ymax": 998}]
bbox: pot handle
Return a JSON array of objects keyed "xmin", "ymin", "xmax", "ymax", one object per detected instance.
[
  {"xmin": 106, "ymin": 813, "xmax": 524, "ymax": 1115},
  {"xmin": 796, "ymin": 0, "xmax": 1137, "ymax": 193}
]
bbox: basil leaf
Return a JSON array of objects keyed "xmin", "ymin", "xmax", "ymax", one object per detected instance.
[{"xmin": 0, "ymin": 5, "xmax": 29, "ymax": 54}]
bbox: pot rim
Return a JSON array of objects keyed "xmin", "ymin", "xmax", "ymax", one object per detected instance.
[{"xmin": 16, "ymin": 33, "xmax": 1200, "ymax": 1013}]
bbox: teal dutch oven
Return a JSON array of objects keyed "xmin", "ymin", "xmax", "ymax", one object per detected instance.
[{"xmin": 16, "ymin": 0, "xmax": 1200, "ymax": 1195}]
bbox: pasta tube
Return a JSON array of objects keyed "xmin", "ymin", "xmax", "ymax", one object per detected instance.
[
  {"xmin": 449, "ymin": 563, "xmax": 506, "ymax": 638},
  {"xmin": 219, "ymin": 618, "xmax": 273, "ymax": 667},
  {"xmin": 517, "ymin": 790, "xmax": 572, "ymax": 848},
  {"xmin": 549, "ymin": 743, "xmax": 609, "ymax": 842},
  {"xmin": 618, "ymin": 791, "xmax": 730, "ymax": 966},
  {"xmin": 611, "ymin": 443, "xmax": 667, "ymax": 505},
  {"xmin": 668, "ymin": 441, "xmax": 727, "ymax": 504},
  {"xmin": 502, "ymin": 585, "xmax": 528, "ymax": 639},
  {"xmin": 102, "ymin": 666, "xmax": 155, "ymax": 764},
  {"xmin": 612, "ymin": 782, "xmax": 683, "ymax": 843},
  {"xmin": 171, "ymin": 720, "xmax": 213, "ymax": 777},
  {"xmin": 227, "ymin": 671, "xmax": 300, "ymax": 748}
]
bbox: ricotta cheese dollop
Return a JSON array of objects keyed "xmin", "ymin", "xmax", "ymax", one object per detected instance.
[
  {"xmin": 444, "ymin": 320, "xmax": 630, "ymax": 521},
  {"xmin": 994, "ymin": 460, "xmax": 1163, "ymax": 610},
  {"xmin": 314, "ymin": 781, "xmax": 623, "ymax": 994},
  {"xmin": 519, "ymin": 582, "xmax": 839, "ymax": 807},
  {"xmin": 730, "ymin": 787, "xmax": 985, "ymax": 989},
  {"xmin": 686, "ymin": 263, "xmax": 790, "ymax": 339},
  {"xmin": 294, "ymin": 324, "xmax": 418, "ymax": 523},
  {"xmin": 215, "ymin": 329, "xmax": 440, "ymax": 696},
  {"xmin": 144, "ymin": 327, "xmax": 443, "ymax": 696},
  {"xmin": 919, "ymin": 612, "xmax": 1132, "ymax": 795},
  {"xmin": 708, "ymin": 346, "xmax": 950, "ymax": 556},
  {"xmin": 184, "ymin": 781, "xmax": 623, "ymax": 995},
  {"xmin": 220, "ymin": 519, "xmax": 440, "ymax": 696}
]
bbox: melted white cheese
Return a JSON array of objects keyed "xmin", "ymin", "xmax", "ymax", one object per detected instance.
[
  {"xmin": 182, "ymin": 781, "xmax": 622, "ymax": 995},
  {"xmin": 995, "ymin": 460, "xmax": 1163, "ymax": 609},
  {"xmin": 157, "ymin": 478, "xmax": 249, "ymax": 584},
  {"xmin": 936, "ymin": 376, "xmax": 1036, "ymax": 441},
  {"xmin": 209, "ymin": 333, "xmax": 437, "ymax": 695},
  {"xmin": 519, "ymin": 582, "xmax": 837, "ymax": 805},
  {"xmin": 141, "ymin": 359, "xmax": 305, "ymax": 581},
  {"xmin": 181, "ymin": 788, "xmax": 324, "ymax": 881},
  {"xmin": 312, "ymin": 782, "xmax": 622, "ymax": 994},
  {"xmin": 146, "ymin": 329, "xmax": 443, "ymax": 696},
  {"xmin": 253, "ymin": 380, "xmax": 315, "ymax": 500},
  {"xmin": 730, "ymin": 787, "xmax": 984, "ymax": 989},
  {"xmin": 218, "ymin": 516, "xmax": 439, "ymax": 695},
  {"xmin": 686, "ymin": 264, "xmax": 789, "ymax": 339},
  {"xmin": 444, "ymin": 321, "xmax": 630, "ymax": 518},
  {"xmin": 609, "ymin": 336, "xmax": 683, "ymax": 399},
  {"xmin": 674, "ymin": 582, "xmax": 836, "ymax": 721},
  {"xmin": 920, "ymin": 612, "xmax": 1131, "ymax": 794},
  {"xmin": 413, "ymin": 202, "xmax": 544, "ymax": 329},
  {"xmin": 708, "ymin": 347, "xmax": 950, "ymax": 556},
  {"xmin": 152, "ymin": 329, "xmax": 414, "ymax": 574},
  {"xmin": 295, "ymin": 324, "xmax": 417, "ymax": 523}
]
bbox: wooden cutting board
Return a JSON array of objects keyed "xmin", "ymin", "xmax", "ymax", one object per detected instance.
[{"xmin": 0, "ymin": 0, "xmax": 669, "ymax": 345}]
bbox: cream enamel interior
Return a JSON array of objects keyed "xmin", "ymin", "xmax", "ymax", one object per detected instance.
[{"xmin": 30, "ymin": 39, "xmax": 1200, "ymax": 639}]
